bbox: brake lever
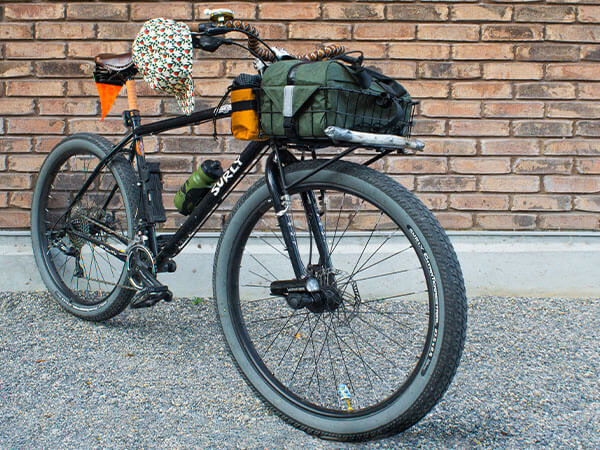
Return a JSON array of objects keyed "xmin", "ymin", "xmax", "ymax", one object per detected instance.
[{"xmin": 192, "ymin": 34, "xmax": 227, "ymax": 52}]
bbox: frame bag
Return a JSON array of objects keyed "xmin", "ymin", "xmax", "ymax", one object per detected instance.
[{"xmin": 259, "ymin": 59, "xmax": 416, "ymax": 139}]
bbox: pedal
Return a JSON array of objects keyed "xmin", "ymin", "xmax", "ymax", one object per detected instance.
[{"xmin": 131, "ymin": 285, "xmax": 173, "ymax": 309}]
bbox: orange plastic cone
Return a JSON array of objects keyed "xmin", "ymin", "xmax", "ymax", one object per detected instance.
[{"xmin": 96, "ymin": 83, "xmax": 123, "ymax": 121}]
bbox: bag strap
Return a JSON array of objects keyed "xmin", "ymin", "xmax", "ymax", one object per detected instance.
[{"xmin": 283, "ymin": 61, "xmax": 309, "ymax": 138}]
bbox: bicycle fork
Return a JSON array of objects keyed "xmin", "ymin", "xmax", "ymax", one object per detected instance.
[{"xmin": 265, "ymin": 151, "xmax": 334, "ymax": 309}]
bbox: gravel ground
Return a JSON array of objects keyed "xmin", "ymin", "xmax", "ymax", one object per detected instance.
[{"xmin": 0, "ymin": 292, "xmax": 598, "ymax": 449}]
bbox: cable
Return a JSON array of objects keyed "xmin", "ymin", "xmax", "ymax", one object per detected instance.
[{"xmin": 223, "ymin": 20, "xmax": 346, "ymax": 62}]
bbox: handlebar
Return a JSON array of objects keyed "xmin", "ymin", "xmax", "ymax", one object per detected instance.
[{"xmin": 193, "ymin": 20, "xmax": 346, "ymax": 62}]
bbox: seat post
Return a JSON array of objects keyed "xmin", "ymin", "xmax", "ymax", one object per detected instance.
[{"xmin": 125, "ymin": 79, "xmax": 139, "ymax": 111}]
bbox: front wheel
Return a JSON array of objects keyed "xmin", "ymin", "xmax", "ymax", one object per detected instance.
[{"xmin": 213, "ymin": 160, "xmax": 467, "ymax": 441}]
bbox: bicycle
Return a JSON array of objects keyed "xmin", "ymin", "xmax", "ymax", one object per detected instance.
[{"xmin": 30, "ymin": 11, "xmax": 467, "ymax": 441}]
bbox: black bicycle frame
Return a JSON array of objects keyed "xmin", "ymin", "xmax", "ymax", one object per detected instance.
[{"xmin": 63, "ymin": 105, "xmax": 336, "ymax": 279}]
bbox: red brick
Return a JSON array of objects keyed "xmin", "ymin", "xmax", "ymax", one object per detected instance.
[
  {"xmin": 0, "ymin": 211, "xmax": 30, "ymax": 228},
  {"xmin": 33, "ymin": 137, "xmax": 63, "ymax": 153},
  {"xmin": 575, "ymin": 121, "xmax": 600, "ymax": 137},
  {"xmin": 451, "ymin": 158, "xmax": 511, "ymax": 174},
  {"xmin": 365, "ymin": 61, "xmax": 416, "ymax": 79},
  {"xmin": 107, "ymin": 98, "xmax": 162, "ymax": 117},
  {"xmin": 412, "ymin": 120, "xmax": 445, "ymax": 136},
  {"xmin": 0, "ymin": 137, "xmax": 33, "ymax": 153},
  {"xmin": 481, "ymin": 176, "xmax": 540, "ymax": 193},
  {"xmin": 0, "ymin": 98, "xmax": 35, "ymax": 116},
  {"xmin": 574, "ymin": 195, "xmax": 600, "ymax": 212},
  {"xmin": 0, "ymin": 174, "xmax": 31, "ymax": 189},
  {"xmin": 576, "ymin": 158, "xmax": 600, "ymax": 174},
  {"xmin": 67, "ymin": 41, "xmax": 131, "ymax": 59},
  {"xmin": 388, "ymin": 5, "xmax": 448, "ymax": 22},
  {"xmin": 6, "ymin": 42, "xmax": 65, "ymax": 59},
  {"xmin": 483, "ymin": 102, "xmax": 544, "ymax": 118},
  {"xmin": 354, "ymin": 23, "xmax": 414, "ymax": 41},
  {"xmin": 482, "ymin": 140, "xmax": 540, "ymax": 156},
  {"xmin": 417, "ymin": 175, "xmax": 477, "ymax": 192},
  {"xmin": 7, "ymin": 118, "xmax": 65, "ymax": 135},
  {"xmin": 38, "ymin": 98, "xmax": 98, "ymax": 116},
  {"xmin": 449, "ymin": 120, "xmax": 509, "ymax": 137},
  {"xmin": 0, "ymin": 62, "xmax": 33, "ymax": 78},
  {"xmin": 402, "ymin": 81, "xmax": 449, "ymax": 99},
  {"xmin": 131, "ymin": 2, "xmax": 192, "ymax": 20},
  {"xmin": 323, "ymin": 3, "xmax": 384, "ymax": 20},
  {"xmin": 7, "ymin": 155, "xmax": 47, "ymax": 172},
  {"xmin": 68, "ymin": 119, "xmax": 125, "ymax": 135},
  {"xmin": 547, "ymin": 25, "xmax": 600, "ymax": 43},
  {"xmin": 538, "ymin": 214, "xmax": 598, "ymax": 230},
  {"xmin": 453, "ymin": 82, "xmax": 512, "ymax": 99},
  {"xmin": 66, "ymin": 80, "xmax": 98, "ymax": 97},
  {"xmin": 418, "ymin": 24, "xmax": 479, "ymax": 42},
  {"xmin": 517, "ymin": 45, "xmax": 578, "ymax": 62},
  {"xmin": 451, "ymin": 5, "xmax": 512, "ymax": 22},
  {"xmin": 387, "ymin": 157, "xmax": 448, "ymax": 174},
  {"xmin": 579, "ymin": 6, "xmax": 600, "ymax": 23},
  {"xmin": 194, "ymin": 79, "xmax": 232, "ymax": 97},
  {"xmin": 544, "ymin": 140, "xmax": 600, "ymax": 156},
  {"xmin": 194, "ymin": 3, "xmax": 256, "ymax": 20},
  {"xmin": 5, "ymin": 3, "xmax": 64, "ymax": 20},
  {"xmin": 9, "ymin": 192, "xmax": 32, "ymax": 209},
  {"xmin": 581, "ymin": 46, "xmax": 600, "ymax": 62},
  {"xmin": 435, "ymin": 213, "xmax": 473, "ymax": 230},
  {"xmin": 159, "ymin": 137, "xmax": 221, "ymax": 154},
  {"xmin": 452, "ymin": 44, "xmax": 513, "ymax": 61},
  {"xmin": 416, "ymin": 193, "xmax": 447, "ymax": 211},
  {"xmin": 421, "ymin": 100, "xmax": 480, "ymax": 118},
  {"xmin": 547, "ymin": 64, "xmax": 600, "ymax": 81},
  {"xmin": 547, "ymin": 102, "xmax": 600, "ymax": 119},
  {"xmin": 0, "ymin": 193, "xmax": 7, "ymax": 208},
  {"xmin": 477, "ymin": 214, "xmax": 537, "ymax": 230},
  {"xmin": 544, "ymin": 176, "xmax": 600, "ymax": 193},
  {"xmin": 514, "ymin": 158, "xmax": 573, "ymax": 174},
  {"xmin": 97, "ymin": 23, "xmax": 140, "ymax": 40},
  {"xmin": 290, "ymin": 23, "xmax": 350, "ymax": 40},
  {"xmin": 67, "ymin": 3, "xmax": 128, "ymax": 21},
  {"xmin": 389, "ymin": 44, "xmax": 450, "ymax": 60},
  {"xmin": 482, "ymin": 25, "xmax": 543, "ymax": 41},
  {"xmin": 36, "ymin": 23, "xmax": 96, "ymax": 40},
  {"xmin": 0, "ymin": 23, "xmax": 33, "ymax": 39},
  {"xmin": 147, "ymin": 156, "xmax": 193, "ymax": 173},
  {"xmin": 421, "ymin": 139, "xmax": 477, "ymax": 156},
  {"xmin": 450, "ymin": 194, "xmax": 509, "ymax": 211},
  {"xmin": 483, "ymin": 63, "xmax": 543, "ymax": 80},
  {"xmin": 514, "ymin": 121, "xmax": 571, "ymax": 137},
  {"xmin": 36, "ymin": 61, "xmax": 93, "ymax": 78},
  {"xmin": 420, "ymin": 62, "xmax": 480, "ymax": 80},
  {"xmin": 579, "ymin": 61, "xmax": 600, "ymax": 79},
  {"xmin": 515, "ymin": 6, "xmax": 576, "ymax": 23},
  {"xmin": 512, "ymin": 195, "xmax": 571, "ymax": 211},
  {"xmin": 390, "ymin": 175, "xmax": 415, "ymax": 191},
  {"xmin": 516, "ymin": 82, "xmax": 575, "ymax": 99}
]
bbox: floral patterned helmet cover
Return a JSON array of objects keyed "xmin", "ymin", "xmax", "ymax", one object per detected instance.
[{"xmin": 132, "ymin": 18, "xmax": 195, "ymax": 115}]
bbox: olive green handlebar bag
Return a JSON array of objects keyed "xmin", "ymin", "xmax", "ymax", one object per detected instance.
[{"xmin": 259, "ymin": 59, "xmax": 414, "ymax": 139}]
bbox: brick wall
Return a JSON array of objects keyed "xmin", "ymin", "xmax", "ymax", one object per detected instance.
[{"xmin": 1, "ymin": 1, "xmax": 599, "ymax": 231}]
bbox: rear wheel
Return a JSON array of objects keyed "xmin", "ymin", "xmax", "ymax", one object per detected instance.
[
  {"xmin": 214, "ymin": 160, "xmax": 467, "ymax": 440},
  {"xmin": 31, "ymin": 133, "xmax": 139, "ymax": 321}
]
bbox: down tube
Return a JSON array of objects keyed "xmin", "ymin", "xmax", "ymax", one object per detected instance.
[{"xmin": 158, "ymin": 140, "xmax": 268, "ymax": 263}]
